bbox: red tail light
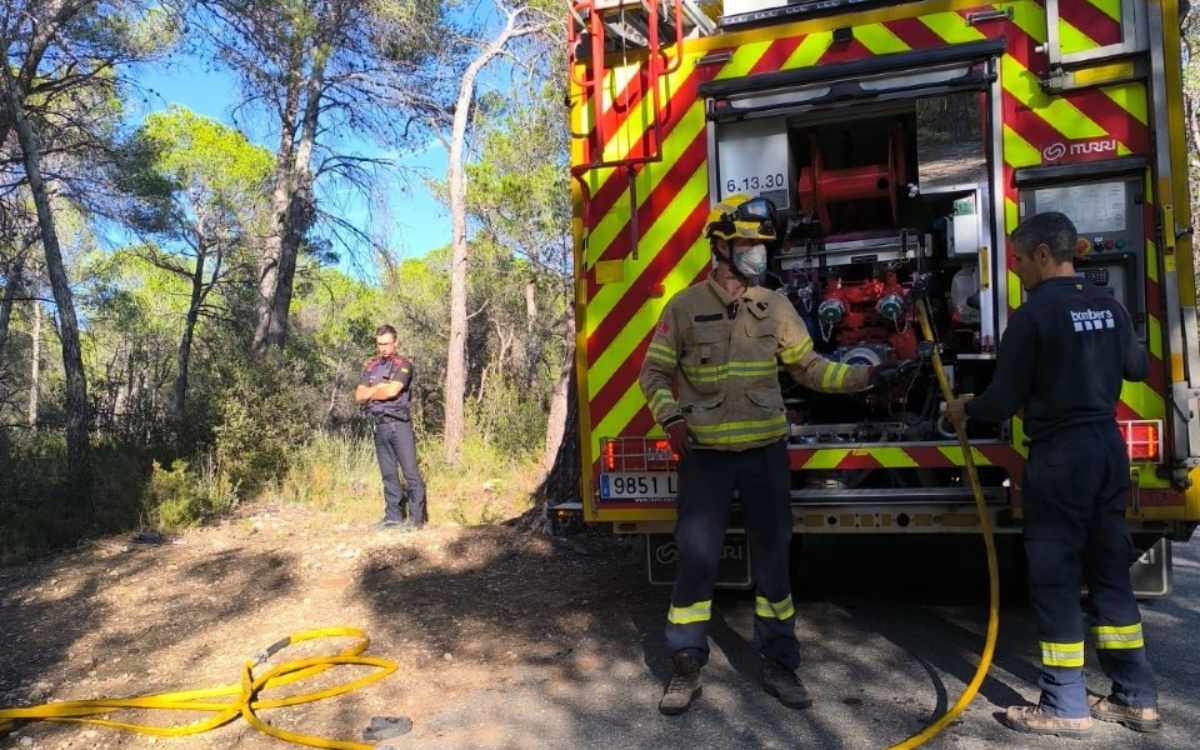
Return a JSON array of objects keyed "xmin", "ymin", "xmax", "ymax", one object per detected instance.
[
  {"xmin": 599, "ymin": 437, "xmax": 680, "ymax": 471},
  {"xmin": 651, "ymin": 439, "xmax": 676, "ymax": 462},
  {"xmin": 1119, "ymin": 420, "xmax": 1163, "ymax": 463}
]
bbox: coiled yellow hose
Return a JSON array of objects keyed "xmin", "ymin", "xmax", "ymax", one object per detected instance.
[{"xmin": 0, "ymin": 626, "xmax": 397, "ymax": 750}]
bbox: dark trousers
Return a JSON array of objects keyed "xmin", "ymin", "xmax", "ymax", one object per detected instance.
[
  {"xmin": 665, "ymin": 440, "xmax": 799, "ymax": 670},
  {"xmin": 374, "ymin": 419, "xmax": 426, "ymax": 525},
  {"xmin": 1023, "ymin": 422, "xmax": 1156, "ymax": 717}
]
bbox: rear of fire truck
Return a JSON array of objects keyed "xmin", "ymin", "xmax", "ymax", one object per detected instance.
[{"xmin": 567, "ymin": 0, "xmax": 1200, "ymax": 594}]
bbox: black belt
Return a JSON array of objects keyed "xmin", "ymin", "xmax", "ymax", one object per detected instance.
[{"xmin": 368, "ymin": 412, "xmax": 409, "ymax": 426}]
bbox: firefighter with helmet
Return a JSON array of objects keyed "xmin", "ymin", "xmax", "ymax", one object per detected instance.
[{"xmin": 640, "ymin": 193, "xmax": 907, "ymax": 715}]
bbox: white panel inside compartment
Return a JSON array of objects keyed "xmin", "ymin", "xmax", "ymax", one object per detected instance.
[{"xmin": 716, "ymin": 118, "xmax": 793, "ymax": 210}]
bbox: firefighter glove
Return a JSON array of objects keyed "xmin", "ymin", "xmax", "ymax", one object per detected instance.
[
  {"xmin": 869, "ymin": 359, "xmax": 917, "ymax": 388},
  {"xmin": 664, "ymin": 417, "xmax": 690, "ymax": 459}
]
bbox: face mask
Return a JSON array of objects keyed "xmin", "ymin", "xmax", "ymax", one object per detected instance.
[{"xmin": 733, "ymin": 243, "xmax": 767, "ymax": 278}]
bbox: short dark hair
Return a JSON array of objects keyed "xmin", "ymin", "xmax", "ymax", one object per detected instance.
[
  {"xmin": 375, "ymin": 324, "xmax": 398, "ymax": 339},
  {"xmin": 1011, "ymin": 211, "xmax": 1078, "ymax": 264}
]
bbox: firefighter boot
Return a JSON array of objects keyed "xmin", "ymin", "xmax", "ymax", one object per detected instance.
[
  {"xmin": 658, "ymin": 651, "xmax": 702, "ymax": 716},
  {"xmin": 1089, "ymin": 695, "xmax": 1161, "ymax": 733},
  {"xmin": 762, "ymin": 660, "xmax": 812, "ymax": 710},
  {"xmin": 1001, "ymin": 706, "xmax": 1092, "ymax": 739}
]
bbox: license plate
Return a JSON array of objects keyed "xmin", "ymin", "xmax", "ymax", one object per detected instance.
[{"xmin": 599, "ymin": 472, "xmax": 678, "ymax": 499}]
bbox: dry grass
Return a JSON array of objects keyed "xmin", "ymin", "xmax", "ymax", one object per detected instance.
[{"xmin": 264, "ymin": 430, "xmax": 541, "ymax": 526}]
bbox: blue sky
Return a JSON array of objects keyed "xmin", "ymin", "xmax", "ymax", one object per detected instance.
[{"xmin": 126, "ymin": 54, "xmax": 453, "ymax": 270}]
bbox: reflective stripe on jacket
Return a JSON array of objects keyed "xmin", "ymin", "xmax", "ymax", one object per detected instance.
[{"xmin": 639, "ymin": 277, "xmax": 869, "ymax": 451}]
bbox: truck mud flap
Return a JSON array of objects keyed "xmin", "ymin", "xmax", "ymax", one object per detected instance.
[{"xmin": 646, "ymin": 533, "xmax": 751, "ymax": 589}]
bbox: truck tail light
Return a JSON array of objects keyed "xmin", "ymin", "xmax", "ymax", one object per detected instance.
[
  {"xmin": 1119, "ymin": 420, "xmax": 1163, "ymax": 463},
  {"xmin": 599, "ymin": 437, "xmax": 679, "ymax": 472},
  {"xmin": 650, "ymin": 439, "xmax": 678, "ymax": 463}
]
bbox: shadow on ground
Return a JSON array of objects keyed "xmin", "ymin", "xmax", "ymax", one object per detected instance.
[{"xmin": 2, "ymin": 519, "xmax": 1197, "ymax": 750}]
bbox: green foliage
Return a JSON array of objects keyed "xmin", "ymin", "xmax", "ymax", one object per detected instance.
[
  {"xmin": 64, "ymin": 2, "xmax": 181, "ymax": 60},
  {"xmin": 271, "ymin": 429, "xmax": 379, "ymax": 514},
  {"xmin": 466, "ymin": 86, "xmax": 571, "ymax": 271},
  {"xmin": 1, "ymin": 3, "xmax": 579, "ymax": 559},
  {"xmin": 1183, "ymin": 17, "xmax": 1200, "ymax": 289},
  {"xmin": 142, "ymin": 457, "xmax": 238, "ymax": 531},
  {"xmin": 211, "ymin": 360, "xmax": 314, "ymax": 496},
  {"xmin": 468, "ymin": 375, "xmax": 547, "ymax": 458},
  {"xmin": 371, "ymin": 0, "xmax": 452, "ymax": 64},
  {"xmin": 417, "ymin": 421, "xmax": 539, "ymax": 525},
  {"xmin": 76, "ymin": 249, "xmax": 190, "ymax": 441},
  {"xmin": 118, "ymin": 105, "xmax": 274, "ymax": 245},
  {"xmin": 0, "ymin": 432, "xmax": 152, "ymax": 563},
  {"xmin": 292, "ymin": 266, "xmax": 388, "ymax": 421}
]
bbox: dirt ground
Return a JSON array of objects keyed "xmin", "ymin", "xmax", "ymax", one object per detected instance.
[{"xmin": 0, "ymin": 504, "xmax": 645, "ymax": 749}]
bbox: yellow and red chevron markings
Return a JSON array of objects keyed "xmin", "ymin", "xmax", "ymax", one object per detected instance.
[
  {"xmin": 788, "ymin": 444, "xmax": 1023, "ymax": 477},
  {"xmin": 572, "ymin": 0, "xmax": 1167, "ymax": 479}
]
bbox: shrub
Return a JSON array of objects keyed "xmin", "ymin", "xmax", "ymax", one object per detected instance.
[
  {"xmin": 0, "ymin": 431, "xmax": 152, "ymax": 562},
  {"xmin": 468, "ymin": 376, "xmax": 547, "ymax": 460},
  {"xmin": 211, "ymin": 360, "xmax": 313, "ymax": 495},
  {"xmin": 141, "ymin": 457, "xmax": 239, "ymax": 531}
]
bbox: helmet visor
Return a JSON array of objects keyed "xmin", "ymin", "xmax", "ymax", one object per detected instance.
[{"xmin": 733, "ymin": 197, "xmax": 775, "ymax": 223}]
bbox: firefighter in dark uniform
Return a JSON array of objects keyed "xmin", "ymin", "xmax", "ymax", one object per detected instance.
[
  {"xmin": 356, "ymin": 324, "xmax": 426, "ymax": 530},
  {"xmin": 640, "ymin": 194, "xmax": 905, "ymax": 715},
  {"xmin": 946, "ymin": 212, "xmax": 1159, "ymax": 738}
]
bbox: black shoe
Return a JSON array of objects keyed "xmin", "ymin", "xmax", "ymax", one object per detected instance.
[
  {"xmin": 658, "ymin": 651, "xmax": 703, "ymax": 716},
  {"xmin": 374, "ymin": 518, "xmax": 406, "ymax": 531},
  {"xmin": 762, "ymin": 661, "xmax": 812, "ymax": 709}
]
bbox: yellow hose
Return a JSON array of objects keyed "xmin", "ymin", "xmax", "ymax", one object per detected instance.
[
  {"xmin": 886, "ymin": 300, "xmax": 1000, "ymax": 750},
  {"xmin": 0, "ymin": 626, "xmax": 397, "ymax": 750}
]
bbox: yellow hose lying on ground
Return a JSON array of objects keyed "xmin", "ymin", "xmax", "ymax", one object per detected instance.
[
  {"xmin": 0, "ymin": 626, "xmax": 396, "ymax": 750},
  {"xmin": 886, "ymin": 300, "xmax": 1001, "ymax": 750}
]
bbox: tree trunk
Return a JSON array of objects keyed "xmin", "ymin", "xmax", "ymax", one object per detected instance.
[
  {"xmin": 326, "ymin": 357, "xmax": 343, "ymax": 425},
  {"xmin": 525, "ymin": 278, "xmax": 537, "ymax": 332},
  {"xmin": 541, "ymin": 358, "xmax": 572, "ymax": 471},
  {"xmin": 443, "ymin": 11, "xmax": 529, "ymax": 463},
  {"xmin": 536, "ymin": 357, "xmax": 580, "ymax": 502},
  {"xmin": 4, "ymin": 67, "xmax": 89, "ymax": 498},
  {"xmin": 171, "ymin": 248, "xmax": 206, "ymax": 422},
  {"xmin": 254, "ymin": 46, "xmax": 327, "ymax": 354},
  {"xmin": 443, "ymin": 82, "xmax": 472, "ymax": 463},
  {"xmin": 272, "ymin": 48, "xmax": 326, "ymax": 346},
  {"xmin": 523, "ymin": 277, "xmax": 540, "ymax": 388},
  {"xmin": 0, "ymin": 256, "xmax": 21, "ymax": 355},
  {"xmin": 253, "ymin": 45, "xmax": 302, "ymax": 355},
  {"xmin": 254, "ymin": 154, "xmax": 294, "ymax": 353},
  {"xmin": 28, "ymin": 299, "xmax": 41, "ymax": 429}
]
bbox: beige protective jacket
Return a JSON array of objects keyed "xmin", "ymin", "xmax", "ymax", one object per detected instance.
[{"xmin": 639, "ymin": 277, "xmax": 870, "ymax": 451}]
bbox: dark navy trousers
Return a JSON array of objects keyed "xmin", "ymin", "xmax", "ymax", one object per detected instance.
[
  {"xmin": 1022, "ymin": 422, "xmax": 1156, "ymax": 717},
  {"xmin": 665, "ymin": 441, "xmax": 800, "ymax": 669},
  {"xmin": 373, "ymin": 419, "xmax": 426, "ymax": 525}
]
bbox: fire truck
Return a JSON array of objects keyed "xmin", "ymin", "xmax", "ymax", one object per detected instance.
[{"xmin": 566, "ymin": 0, "xmax": 1200, "ymax": 594}]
